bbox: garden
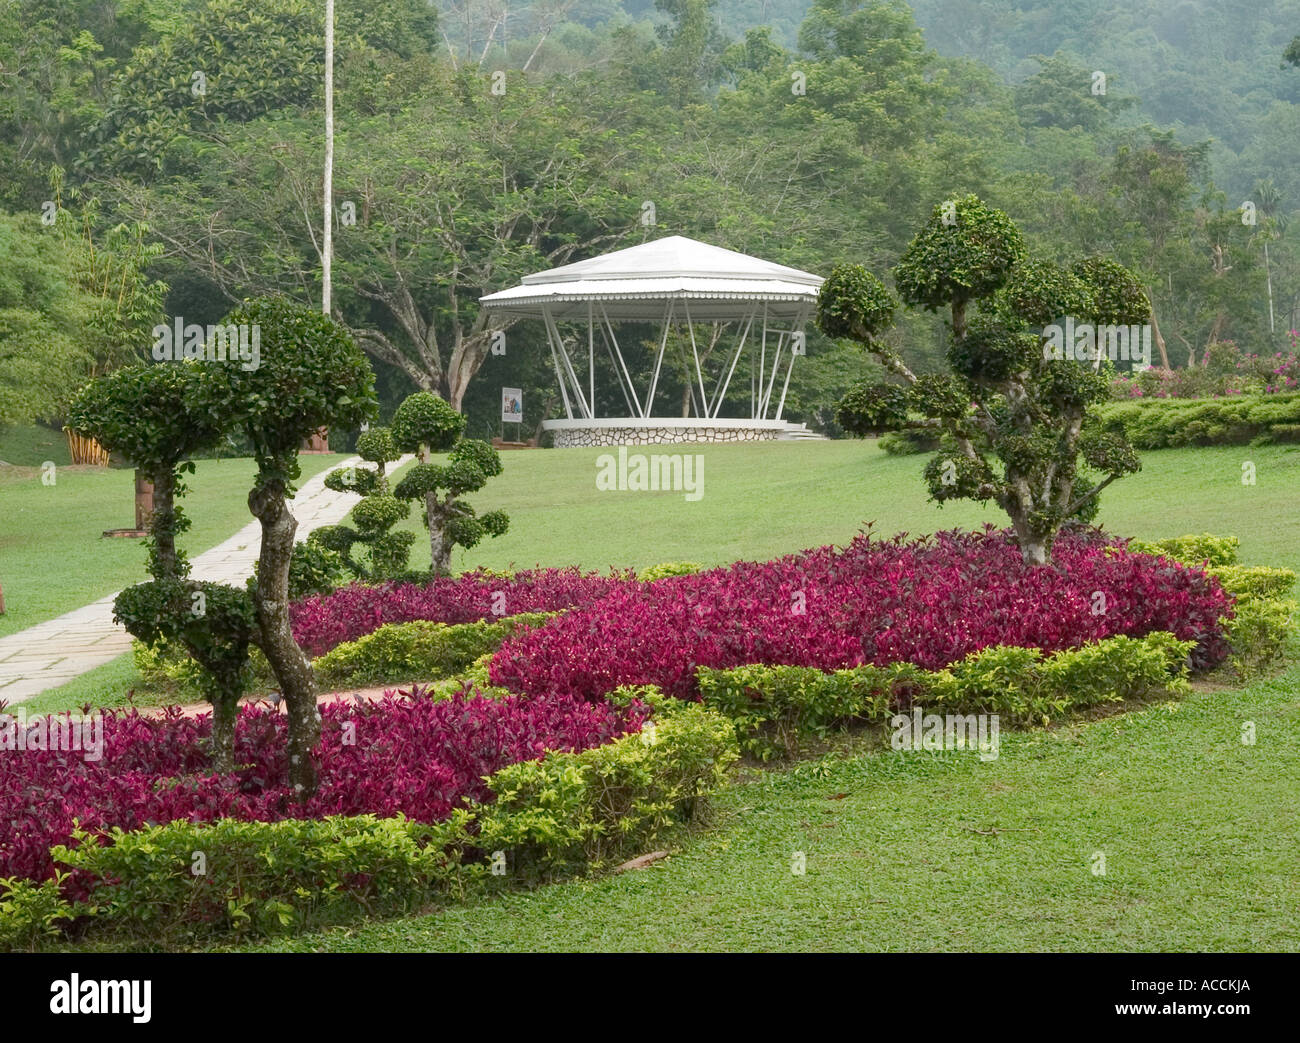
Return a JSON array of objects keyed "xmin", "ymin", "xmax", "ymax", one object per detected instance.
[{"xmin": 1, "ymin": 195, "xmax": 1297, "ymax": 954}]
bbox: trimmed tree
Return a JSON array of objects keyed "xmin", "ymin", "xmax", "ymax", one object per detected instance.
[
  {"xmin": 190, "ymin": 297, "xmax": 376, "ymax": 796},
  {"xmin": 390, "ymin": 391, "xmax": 509, "ymax": 576},
  {"xmin": 314, "ymin": 426, "xmax": 416, "ymax": 580},
  {"xmin": 67, "ymin": 364, "xmax": 255, "ymax": 770},
  {"xmin": 819, "ymin": 194, "xmax": 1147, "ymax": 565}
]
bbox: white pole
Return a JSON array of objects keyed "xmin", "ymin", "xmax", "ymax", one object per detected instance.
[{"xmin": 322, "ymin": 0, "xmax": 334, "ymax": 315}]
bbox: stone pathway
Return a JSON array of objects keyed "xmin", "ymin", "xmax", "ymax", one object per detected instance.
[{"xmin": 0, "ymin": 456, "xmax": 389, "ymax": 704}]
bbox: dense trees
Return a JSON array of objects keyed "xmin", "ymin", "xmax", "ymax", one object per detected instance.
[{"xmin": 0, "ymin": 0, "xmax": 1296, "ymax": 439}]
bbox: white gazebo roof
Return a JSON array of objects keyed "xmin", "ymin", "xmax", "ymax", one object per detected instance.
[{"xmin": 479, "ymin": 235, "xmax": 823, "ymax": 321}]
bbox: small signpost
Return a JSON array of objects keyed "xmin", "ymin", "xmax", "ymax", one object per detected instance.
[{"xmin": 501, "ymin": 387, "xmax": 523, "ymax": 442}]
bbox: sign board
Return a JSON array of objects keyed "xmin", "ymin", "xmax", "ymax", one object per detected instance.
[{"xmin": 501, "ymin": 388, "xmax": 523, "ymax": 424}]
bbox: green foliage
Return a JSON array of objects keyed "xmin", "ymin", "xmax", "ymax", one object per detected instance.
[
  {"xmin": 995, "ymin": 258, "xmax": 1092, "ymax": 326},
  {"xmin": 1128, "ymin": 534, "xmax": 1241, "ymax": 567},
  {"xmin": 815, "ymin": 264, "xmax": 897, "ymax": 343},
  {"xmin": 1096, "ymin": 394, "xmax": 1300, "ymax": 449},
  {"xmin": 355, "ymin": 426, "xmax": 400, "ymax": 466},
  {"xmin": 1224, "ymin": 599, "xmax": 1298, "ymax": 679},
  {"xmin": 313, "ymin": 613, "xmax": 554, "ymax": 688},
  {"xmin": 0, "ymin": 875, "xmax": 76, "ymax": 951},
  {"xmin": 879, "ymin": 429, "xmax": 942, "ymax": 455},
  {"xmin": 1207, "ymin": 566, "xmax": 1298, "ymax": 602},
  {"xmin": 391, "ymin": 391, "xmax": 465, "ymax": 456},
  {"xmin": 638, "ymin": 561, "xmax": 705, "ymax": 581},
  {"xmin": 133, "ymin": 636, "xmax": 274, "ymax": 701},
  {"xmin": 113, "ymin": 578, "xmax": 257, "ymax": 702},
  {"xmin": 189, "ymin": 296, "xmax": 376, "ymax": 480},
  {"xmin": 892, "ymin": 194, "xmax": 1026, "ymax": 312},
  {"xmin": 287, "ymin": 538, "xmax": 348, "ymax": 599},
  {"xmin": 697, "ymin": 632, "xmax": 1194, "ymax": 757},
  {"xmin": 1071, "ymin": 256, "xmax": 1151, "ymax": 326},
  {"xmin": 947, "ymin": 316, "xmax": 1038, "ymax": 384},
  {"xmin": 48, "ymin": 813, "xmax": 474, "ymax": 945},
  {"xmin": 834, "ymin": 382, "xmax": 910, "ymax": 435},
  {"xmin": 698, "ymin": 663, "xmax": 899, "ymax": 759},
  {"xmin": 477, "ymin": 695, "xmax": 739, "ymax": 876}
]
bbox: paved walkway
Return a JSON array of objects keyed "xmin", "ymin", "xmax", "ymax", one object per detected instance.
[{"xmin": 0, "ymin": 456, "xmax": 387, "ymax": 704}]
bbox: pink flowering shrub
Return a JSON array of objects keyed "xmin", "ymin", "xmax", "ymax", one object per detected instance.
[
  {"xmin": 291, "ymin": 568, "xmax": 625, "ymax": 656},
  {"xmin": 489, "ymin": 528, "xmax": 1231, "ymax": 702},
  {"xmin": 0, "ymin": 691, "xmax": 646, "ymax": 883}
]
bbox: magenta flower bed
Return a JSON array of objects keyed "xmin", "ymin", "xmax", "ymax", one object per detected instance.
[
  {"xmin": 0, "ymin": 691, "xmax": 646, "ymax": 883},
  {"xmin": 489, "ymin": 528, "xmax": 1231, "ymax": 701},
  {"xmin": 291, "ymin": 568, "xmax": 626, "ymax": 656}
]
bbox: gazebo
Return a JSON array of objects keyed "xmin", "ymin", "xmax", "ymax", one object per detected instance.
[{"xmin": 478, "ymin": 235, "xmax": 824, "ymax": 447}]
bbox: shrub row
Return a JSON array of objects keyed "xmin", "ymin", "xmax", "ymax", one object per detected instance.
[
  {"xmin": 0, "ymin": 698, "xmax": 736, "ymax": 950},
  {"xmin": 697, "ymin": 632, "xmax": 1193, "ymax": 760},
  {"xmin": 313, "ymin": 612, "xmax": 554, "ymax": 688},
  {"xmin": 1095, "ymin": 393, "xmax": 1300, "ymax": 448}
]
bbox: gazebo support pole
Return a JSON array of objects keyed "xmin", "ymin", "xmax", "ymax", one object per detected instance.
[
  {"xmin": 646, "ymin": 299, "xmax": 674, "ymax": 413},
  {"xmin": 681, "ymin": 298, "xmax": 709, "ymax": 417},
  {"xmin": 599, "ymin": 322, "xmax": 636, "ymax": 417},
  {"xmin": 587, "ymin": 302, "xmax": 595, "ymax": 418},
  {"xmin": 775, "ymin": 347, "xmax": 797, "ymax": 420},
  {"xmin": 710, "ymin": 308, "xmax": 755, "ymax": 418},
  {"xmin": 756, "ymin": 306, "xmax": 768, "ymax": 420},
  {"xmin": 760, "ymin": 332, "xmax": 787, "ymax": 419},
  {"xmin": 543, "ymin": 306, "xmax": 577, "ymax": 419},
  {"xmin": 544, "ymin": 307, "xmax": 592, "ymax": 419},
  {"xmin": 598, "ymin": 304, "xmax": 643, "ymax": 418}
]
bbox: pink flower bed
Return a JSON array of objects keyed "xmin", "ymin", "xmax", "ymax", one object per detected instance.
[
  {"xmin": 291, "ymin": 568, "xmax": 625, "ymax": 656},
  {"xmin": 0, "ymin": 691, "xmax": 646, "ymax": 883},
  {"xmin": 488, "ymin": 528, "xmax": 1231, "ymax": 701}
]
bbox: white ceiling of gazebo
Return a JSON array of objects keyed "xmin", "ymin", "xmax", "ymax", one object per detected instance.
[{"xmin": 479, "ymin": 235, "xmax": 823, "ymax": 321}]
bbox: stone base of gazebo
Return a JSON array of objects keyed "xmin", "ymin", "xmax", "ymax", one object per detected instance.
[{"xmin": 543, "ymin": 417, "xmax": 792, "ymax": 448}]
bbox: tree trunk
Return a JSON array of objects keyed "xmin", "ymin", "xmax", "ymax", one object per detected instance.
[
  {"xmin": 1149, "ymin": 303, "xmax": 1171, "ymax": 369},
  {"xmin": 427, "ymin": 493, "xmax": 453, "ymax": 575},
  {"xmin": 248, "ymin": 479, "xmax": 319, "ymax": 798},
  {"xmin": 148, "ymin": 469, "xmax": 179, "ymax": 579},
  {"xmin": 0, "ymin": 576, "xmax": 5, "ymax": 615},
  {"xmin": 951, "ymin": 299, "xmax": 968, "ymax": 341},
  {"xmin": 208, "ymin": 685, "xmax": 240, "ymax": 774}
]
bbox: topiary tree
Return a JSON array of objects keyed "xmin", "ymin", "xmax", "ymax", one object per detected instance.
[
  {"xmin": 820, "ymin": 194, "xmax": 1147, "ymax": 566},
  {"xmin": 191, "ymin": 296, "xmax": 377, "ymax": 796},
  {"xmin": 390, "ymin": 391, "xmax": 509, "ymax": 575},
  {"xmin": 67, "ymin": 364, "xmax": 255, "ymax": 770},
  {"xmin": 314, "ymin": 426, "xmax": 416, "ymax": 580}
]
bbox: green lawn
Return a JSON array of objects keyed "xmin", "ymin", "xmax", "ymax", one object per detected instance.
[
  {"xmin": 403, "ymin": 440, "xmax": 1300, "ymax": 574},
  {"xmin": 0, "ymin": 451, "xmax": 347, "ymax": 638},
  {"xmin": 245, "ymin": 661, "xmax": 1300, "ymax": 953}
]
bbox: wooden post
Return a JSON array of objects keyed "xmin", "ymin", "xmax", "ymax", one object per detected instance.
[{"xmin": 135, "ymin": 470, "xmax": 155, "ymax": 531}]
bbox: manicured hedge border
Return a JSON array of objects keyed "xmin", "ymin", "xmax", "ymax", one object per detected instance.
[
  {"xmin": 0, "ymin": 696, "xmax": 736, "ymax": 950},
  {"xmin": 1095, "ymin": 393, "xmax": 1300, "ymax": 448},
  {"xmin": 698, "ymin": 632, "xmax": 1194, "ymax": 760}
]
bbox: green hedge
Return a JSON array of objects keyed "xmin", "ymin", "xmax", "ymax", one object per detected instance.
[
  {"xmin": 698, "ymin": 632, "xmax": 1193, "ymax": 760},
  {"xmin": 1096, "ymin": 393, "xmax": 1300, "ymax": 448},
  {"xmin": 313, "ymin": 612, "xmax": 554, "ymax": 688},
  {"xmin": 0, "ymin": 696, "xmax": 737, "ymax": 950},
  {"xmin": 637, "ymin": 561, "xmax": 705, "ymax": 581}
]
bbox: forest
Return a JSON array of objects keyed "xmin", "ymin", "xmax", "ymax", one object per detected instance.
[{"xmin": 2, "ymin": 0, "xmax": 1298, "ymax": 438}]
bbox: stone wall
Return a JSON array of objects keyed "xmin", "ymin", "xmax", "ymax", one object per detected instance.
[{"xmin": 552, "ymin": 424, "xmax": 782, "ymax": 448}]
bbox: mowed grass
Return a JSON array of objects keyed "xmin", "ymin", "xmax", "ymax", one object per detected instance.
[
  {"xmin": 0, "ymin": 452, "xmax": 347, "ymax": 638},
  {"xmin": 245, "ymin": 662, "xmax": 1300, "ymax": 953},
  {"xmin": 397, "ymin": 440, "xmax": 1300, "ymax": 575}
]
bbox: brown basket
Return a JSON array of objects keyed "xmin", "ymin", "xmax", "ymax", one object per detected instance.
[{"xmin": 65, "ymin": 428, "xmax": 111, "ymax": 466}]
